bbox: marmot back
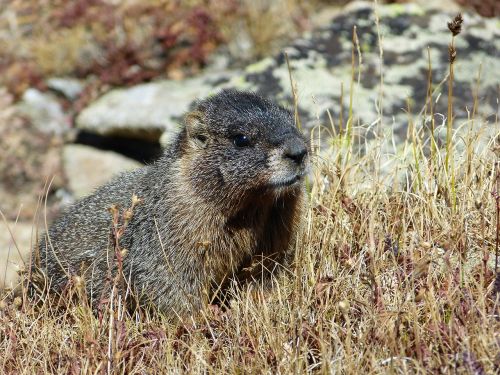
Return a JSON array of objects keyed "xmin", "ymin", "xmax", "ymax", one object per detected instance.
[{"xmin": 32, "ymin": 89, "xmax": 309, "ymax": 316}]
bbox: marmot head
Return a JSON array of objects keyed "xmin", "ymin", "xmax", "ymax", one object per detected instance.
[{"xmin": 178, "ymin": 89, "xmax": 309, "ymax": 210}]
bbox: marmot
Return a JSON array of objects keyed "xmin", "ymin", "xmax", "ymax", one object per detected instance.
[{"xmin": 31, "ymin": 89, "xmax": 309, "ymax": 316}]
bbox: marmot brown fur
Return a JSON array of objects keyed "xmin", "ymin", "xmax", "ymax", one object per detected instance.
[{"xmin": 31, "ymin": 89, "xmax": 309, "ymax": 316}]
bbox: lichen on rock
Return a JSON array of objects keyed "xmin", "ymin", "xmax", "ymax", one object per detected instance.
[{"xmin": 76, "ymin": 2, "xmax": 499, "ymax": 145}]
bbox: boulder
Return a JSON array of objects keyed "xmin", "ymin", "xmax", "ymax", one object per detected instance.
[
  {"xmin": 63, "ymin": 144, "xmax": 142, "ymax": 199},
  {"xmin": 76, "ymin": 1, "xmax": 499, "ymax": 142},
  {"xmin": 46, "ymin": 77, "xmax": 85, "ymax": 101},
  {"xmin": 0, "ymin": 88, "xmax": 65, "ymax": 222},
  {"xmin": 225, "ymin": 1, "xmax": 499, "ymax": 135},
  {"xmin": 16, "ymin": 88, "xmax": 71, "ymax": 136},
  {"xmin": 76, "ymin": 71, "xmax": 238, "ymax": 142}
]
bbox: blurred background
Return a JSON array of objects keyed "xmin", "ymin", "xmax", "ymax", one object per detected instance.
[{"xmin": 0, "ymin": 0, "xmax": 499, "ymax": 289}]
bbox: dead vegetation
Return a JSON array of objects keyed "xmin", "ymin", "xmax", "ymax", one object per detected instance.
[
  {"xmin": 0, "ymin": 0, "xmax": 312, "ymax": 101},
  {"xmin": 2, "ymin": 108, "xmax": 499, "ymax": 372}
]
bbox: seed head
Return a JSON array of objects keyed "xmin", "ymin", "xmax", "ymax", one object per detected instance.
[
  {"xmin": 73, "ymin": 275, "xmax": 83, "ymax": 289},
  {"xmin": 108, "ymin": 204, "xmax": 119, "ymax": 215},
  {"xmin": 123, "ymin": 208, "xmax": 134, "ymax": 221},
  {"xmin": 13, "ymin": 296, "xmax": 22, "ymax": 308},
  {"xmin": 449, "ymin": 44, "xmax": 457, "ymax": 64},
  {"xmin": 338, "ymin": 300, "xmax": 350, "ymax": 315},
  {"xmin": 131, "ymin": 194, "xmax": 143, "ymax": 206},
  {"xmin": 447, "ymin": 13, "xmax": 463, "ymax": 36}
]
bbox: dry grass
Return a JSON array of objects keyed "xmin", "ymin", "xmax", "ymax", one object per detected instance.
[
  {"xmin": 2, "ymin": 112, "xmax": 499, "ymax": 373},
  {"xmin": 1, "ymin": 11, "xmax": 500, "ymax": 375}
]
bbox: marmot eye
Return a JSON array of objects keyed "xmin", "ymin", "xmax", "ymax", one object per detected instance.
[
  {"xmin": 195, "ymin": 134, "xmax": 207, "ymax": 143},
  {"xmin": 233, "ymin": 134, "xmax": 251, "ymax": 147}
]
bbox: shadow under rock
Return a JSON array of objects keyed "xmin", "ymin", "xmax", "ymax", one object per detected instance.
[{"xmin": 75, "ymin": 131, "xmax": 163, "ymax": 164}]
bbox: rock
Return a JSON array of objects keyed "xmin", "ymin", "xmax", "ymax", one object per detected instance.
[
  {"xmin": 77, "ymin": 1, "xmax": 499, "ymax": 143},
  {"xmin": 0, "ymin": 88, "xmax": 65, "ymax": 222},
  {"xmin": 16, "ymin": 88, "xmax": 71, "ymax": 136},
  {"xmin": 76, "ymin": 71, "xmax": 238, "ymax": 142},
  {"xmin": 224, "ymin": 1, "xmax": 499, "ymax": 136},
  {"xmin": 63, "ymin": 144, "xmax": 142, "ymax": 199},
  {"xmin": 46, "ymin": 77, "xmax": 85, "ymax": 101},
  {"xmin": 0, "ymin": 221, "xmax": 34, "ymax": 291}
]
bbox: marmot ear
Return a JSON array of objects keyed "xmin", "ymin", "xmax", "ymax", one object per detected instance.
[{"xmin": 185, "ymin": 110, "xmax": 208, "ymax": 148}]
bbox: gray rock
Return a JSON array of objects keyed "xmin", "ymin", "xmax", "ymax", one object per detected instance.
[
  {"xmin": 76, "ymin": 2, "xmax": 499, "ymax": 143},
  {"xmin": 0, "ymin": 221, "xmax": 33, "ymax": 291},
  {"xmin": 76, "ymin": 71, "xmax": 238, "ymax": 142},
  {"xmin": 17, "ymin": 88, "xmax": 70, "ymax": 136},
  {"xmin": 226, "ymin": 1, "xmax": 499, "ymax": 136},
  {"xmin": 0, "ymin": 90, "xmax": 65, "ymax": 221},
  {"xmin": 63, "ymin": 144, "xmax": 142, "ymax": 199},
  {"xmin": 46, "ymin": 77, "xmax": 85, "ymax": 100}
]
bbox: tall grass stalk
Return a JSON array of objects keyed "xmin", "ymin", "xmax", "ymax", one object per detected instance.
[{"xmin": 445, "ymin": 14, "xmax": 463, "ymax": 211}]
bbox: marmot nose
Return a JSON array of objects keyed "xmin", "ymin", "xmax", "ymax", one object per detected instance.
[{"xmin": 284, "ymin": 139, "xmax": 307, "ymax": 165}]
